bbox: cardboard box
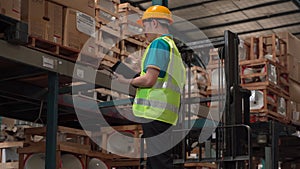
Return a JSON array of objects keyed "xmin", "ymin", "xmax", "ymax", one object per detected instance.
[
  {"xmin": 21, "ymin": 0, "xmax": 46, "ymax": 39},
  {"xmin": 288, "ymin": 54, "xmax": 300, "ymax": 82},
  {"xmin": 63, "ymin": 8, "xmax": 95, "ymax": 50},
  {"xmin": 290, "ymin": 79, "xmax": 300, "ymax": 103},
  {"xmin": 21, "ymin": 0, "xmax": 63, "ymax": 44},
  {"xmin": 49, "ymin": 0, "xmax": 95, "ymax": 16},
  {"xmin": 0, "ymin": 0, "xmax": 21, "ymax": 20},
  {"xmin": 45, "ymin": 2, "xmax": 63, "ymax": 44},
  {"xmin": 278, "ymin": 32, "xmax": 300, "ymax": 58}
]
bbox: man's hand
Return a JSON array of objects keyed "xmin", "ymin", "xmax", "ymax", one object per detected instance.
[{"xmin": 114, "ymin": 73, "xmax": 132, "ymax": 84}]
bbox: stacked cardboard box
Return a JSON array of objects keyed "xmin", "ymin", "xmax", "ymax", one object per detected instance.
[
  {"xmin": 48, "ymin": 0, "xmax": 96, "ymax": 48},
  {"xmin": 0, "ymin": 0, "xmax": 21, "ymax": 21},
  {"xmin": 48, "ymin": 0, "xmax": 95, "ymax": 16},
  {"xmin": 278, "ymin": 33, "xmax": 300, "ymax": 83},
  {"xmin": 277, "ymin": 33, "xmax": 300, "ymax": 124},
  {"xmin": 63, "ymin": 8, "xmax": 94, "ymax": 50},
  {"xmin": 21, "ymin": 0, "xmax": 63, "ymax": 44}
]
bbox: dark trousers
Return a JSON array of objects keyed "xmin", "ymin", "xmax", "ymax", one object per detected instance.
[{"xmin": 142, "ymin": 120, "xmax": 173, "ymax": 169}]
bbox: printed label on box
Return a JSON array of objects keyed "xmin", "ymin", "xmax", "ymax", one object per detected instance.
[{"xmin": 76, "ymin": 11, "xmax": 96, "ymax": 37}]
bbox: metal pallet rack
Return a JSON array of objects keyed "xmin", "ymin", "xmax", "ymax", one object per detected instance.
[{"xmin": 0, "ymin": 14, "xmax": 137, "ymax": 169}]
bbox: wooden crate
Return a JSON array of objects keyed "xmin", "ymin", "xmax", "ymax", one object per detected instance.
[
  {"xmin": 18, "ymin": 150, "xmax": 88, "ymax": 169},
  {"xmin": 248, "ymin": 34, "xmax": 287, "ymax": 67},
  {"xmin": 79, "ymin": 26, "xmax": 121, "ymax": 67},
  {"xmin": 23, "ymin": 126, "xmax": 91, "ymax": 150},
  {"xmin": 205, "ymin": 64, "xmax": 226, "ymax": 96},
  {"xmin": 0, "ymin": 142, "xmax": 23, "ymax": 169},
  {"xmin": 92, "ymin": 125, "xmax": 142, "ymax": 158},
  {"xmin": 239, "ymin": 39, "xmax": 251, "ymax": 61},
  {"xmin": 207, "ymin": 41, "xmax": 250, "ymax": 65},
  {"xmin": 18, "ymin": 126, "xmax": 92, "ymax": 169},
  {"xmin": 120, "ymin": 37, "xmax": 147, "ymax": 56},
  {"xmin": 118, "ymin": 3, "xmax": 145, "ymax": 40},
  {"xmin": 208, "ymin": 48, "xmax": 223, "ymax": 65},
  {"xmin": 239, "ymin": 58, "xmax": 289, "ymax": 95},
  {"xmin": 95, "ymin": 25, "xmax": 121, "ymax": 56},
  {"xmin": 244, "ymin": 85, "xmax": 290, "ymax": 124},
  {"xmin": 95, "ymin": 0, "xmax": 120, "ymax": 30},
  {"xmin": 188, "ymin": 66, "xmax": 209, "ymax": 97}
]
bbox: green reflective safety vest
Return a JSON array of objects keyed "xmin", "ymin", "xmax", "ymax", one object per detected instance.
[{"xmin": 133, "ymin": 36, "xmax": 186, "ymax": 125}]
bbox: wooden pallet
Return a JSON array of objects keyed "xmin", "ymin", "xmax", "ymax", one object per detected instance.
[
  {"xmin": 87, "ymin": 151, "xmax": 140, "ymax": 167},
  {"xmin": 250, "ymin": 112, "xmax": 290, "ymax": 124},
  {"xmin": 239, "ymin": 58, "xmax": 289, "ymax": 95},
  {"xmin": 184, "ymin": 162, "xmax": 217, "ymax": 169},
  {"xmin": 27, "ymin": 36, "xmax": 79, "ymax": 62},
  {"xmin": 23, "ymin": 126, "xmax": 91, "ymax": 148}
]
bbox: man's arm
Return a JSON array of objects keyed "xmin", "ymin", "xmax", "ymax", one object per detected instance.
[
  {"xmin": 117, "ymin": 67, "xmax": 159, "ymax": 88},
  {"xmin": 131, "ymin": 67, "xmax": 159, "ymax": 87}
]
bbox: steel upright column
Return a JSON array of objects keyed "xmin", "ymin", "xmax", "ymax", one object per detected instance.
[
  {"xmin": 152, "ymin": 0, "xmax": 168, "ymax": 7},
  {"xmin": 271, "ymin": 121, "xmax": 279, "ymax": 169},
  {"xmin": 223, "ymin": 31, "xmax": 244, "ymax": 168},
  {"xmin": 45, "ymin": 72, "xmax": 59, "ymax": 169}
]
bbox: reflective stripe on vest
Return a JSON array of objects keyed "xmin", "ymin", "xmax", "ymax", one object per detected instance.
[
  {"xmin": 153, "ymin": 81, "xmax": 181, "ymax": 93},
  {"xmin": 134, "ymin": 98, "xmax": 179, "ymax": 113}
]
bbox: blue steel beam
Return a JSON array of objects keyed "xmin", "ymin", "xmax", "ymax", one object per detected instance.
[
  {"xmin": 45, "ymin": 72, "xmax": 59, "ymax": 169},
  {"xmin": 152, "ymin": 0, "xmax": 168, "ymax": 7}
]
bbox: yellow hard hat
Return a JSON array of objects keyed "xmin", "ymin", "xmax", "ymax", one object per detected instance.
[{"xmin": 137, "ymin": 5, "xmax": 173, "ymax": 26}]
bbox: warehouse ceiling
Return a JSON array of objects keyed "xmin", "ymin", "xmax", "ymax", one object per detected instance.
[{"xmin": 124, "ymin": 0, "xmax": 300, "ymax": 42}]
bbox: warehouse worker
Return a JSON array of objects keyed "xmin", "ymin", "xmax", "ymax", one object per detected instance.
[{"xmin": 116, "ymin": 5, "xmax": 186, "ymax": 169}]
